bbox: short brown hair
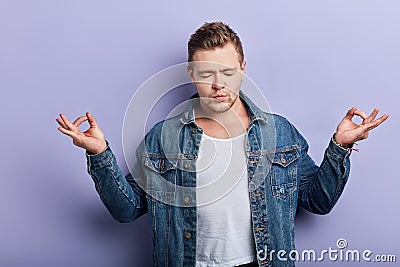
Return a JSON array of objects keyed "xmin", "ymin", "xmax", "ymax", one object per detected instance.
[{"xmin": 188, "ymin": 21, "xmax": 244, "ymax": 65}]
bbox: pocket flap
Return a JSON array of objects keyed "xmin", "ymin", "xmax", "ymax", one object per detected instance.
[
  {"xmin": 144, "ymin": 156, "xmax": 176, "ymax": 174},
  {"xmin": 271, "ymin": 147, "xmax": 299, "ymax": 167}
]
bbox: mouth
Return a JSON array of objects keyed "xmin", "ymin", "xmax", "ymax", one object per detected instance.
[{"xmin": 211, "ymin": 94, "xmax": 227, "ymax": 102}]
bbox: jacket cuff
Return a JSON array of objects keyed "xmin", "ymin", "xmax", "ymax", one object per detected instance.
[
  {"xmin": 86, "ymin": 141, "xmax": 114, "ymax": 169},
  {"xmin": 328, "ymin": 136, "xmax": 352, "ymax": 159}
]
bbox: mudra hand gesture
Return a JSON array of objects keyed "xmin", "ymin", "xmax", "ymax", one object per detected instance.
[
  {"xmin": 334, "ymin": 107, "xmax": 389, "ymax": 148},
  {"xmin": 56, "ymin": 112, "xmax": 107, "ymax": 154}
]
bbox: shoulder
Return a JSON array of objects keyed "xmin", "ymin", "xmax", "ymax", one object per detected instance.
[
  {"xmin": 146, "ymin": 114, "xmax": 184, "ymax": 138},
  {"xmin": 269, "ymin": 113, "xmax": 292, "ymax": 125},
  {"xmin": 261, "ymin": 112, "xmax": 305, "ymax": 147},
  {"xmin": 142, "ymin": 113, "xmax": 187, "ymax": 153},
  {"xmin": 263, "ymin": 112, "xmax": 298, "ymax": 133}
]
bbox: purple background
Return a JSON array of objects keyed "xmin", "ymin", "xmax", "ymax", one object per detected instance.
[{"xmin": 1, "ymin": 1, "xmax": 398, "ymax": 266}]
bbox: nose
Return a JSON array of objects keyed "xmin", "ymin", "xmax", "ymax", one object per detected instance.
[
  {"xmin": 212, "ymin": 82, "xmax": 225, "ymax": 90},
  {"xmin": 212, "ymin": 73, "xmax": 225, "ymax": 90}
]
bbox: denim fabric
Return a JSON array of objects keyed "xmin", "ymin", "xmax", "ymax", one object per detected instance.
[{"xmin": 86, "ymin": 91, "xmax": 351, "ymax": 267}]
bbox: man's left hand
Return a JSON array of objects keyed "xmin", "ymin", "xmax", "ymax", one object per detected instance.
[{"xmin": 334, "ymin": 107, "xmax": 389, "ymax": 147}]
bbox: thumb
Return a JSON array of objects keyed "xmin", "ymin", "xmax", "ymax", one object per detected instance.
[{"xmin": 86, "ymin": 112, "xmax": 98, "ymax": 128}]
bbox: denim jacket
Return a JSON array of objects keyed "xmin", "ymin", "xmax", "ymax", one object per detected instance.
[{"xmin": 86, "ymin": 91, "xmax": 351, "ymax": 267}]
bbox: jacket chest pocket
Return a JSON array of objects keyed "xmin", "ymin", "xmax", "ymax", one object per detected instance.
[
  {"xmin": 270, "ymin": 146, "xmax": 299, "ymax": 199},
  {"xmin": 144, "ymin": 156, "xmax": 177, "ymax": 204}
]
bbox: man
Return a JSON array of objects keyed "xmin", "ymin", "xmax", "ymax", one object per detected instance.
[{"xmin": 56, "ymin": 22, "xmax": 388, "ymax": 267}]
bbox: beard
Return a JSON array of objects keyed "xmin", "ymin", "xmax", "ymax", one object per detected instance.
[
  {"xmin": 200, "ymin": 92, "xmax": 239, "ymax": 113},
  {"xmin": 202, "ymin": 99, "xmax": 232, "ymax": 113}
]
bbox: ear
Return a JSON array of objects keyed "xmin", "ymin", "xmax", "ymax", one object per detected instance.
[
  {"xmin": 240, "ymin": 60, "xmax": 247, "ymax": 74},
  {"xmin": 187, "ymin": 65, "xmax": 195, "ymax": 82}
]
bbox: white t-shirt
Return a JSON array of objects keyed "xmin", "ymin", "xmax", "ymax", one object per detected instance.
[{"xmin": 196, "ymin": 133, "xmax": 257, "ymax": 267}]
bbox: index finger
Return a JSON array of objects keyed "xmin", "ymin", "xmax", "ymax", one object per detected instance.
[
  {"xmin": 354, "ymin": 110, "xmax": 368, "ymax": 120},
  {"xmin": 73, "ymin": 116, "xmax": 88, "ymax": 127}
]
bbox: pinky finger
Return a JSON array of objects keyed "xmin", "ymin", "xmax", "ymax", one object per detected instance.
[
  {"xmin": 366, "ymin": 114, "xmax": 389, "ymax": 131},
  {"xmin": 372, "ymin": 114, "xmax": 389, "ymax": 126},
  {"xmin": 56, "ymin": 118, "xmax": 68, "ymax": 129}
]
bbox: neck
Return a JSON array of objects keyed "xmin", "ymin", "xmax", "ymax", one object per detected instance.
[{"xmin": 194, "ymin": 98, "xmax": 250, "ymax": 139}]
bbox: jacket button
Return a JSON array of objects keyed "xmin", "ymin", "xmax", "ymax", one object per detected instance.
[
  {"xmin": 185, "ymin": 232, "xmax": 191, "ymax": 239},
  {"xmin": 184, "ymin": 197, "xmax": 190, "ymax": 203},
  {"xmin": 191, "ymin": 128, "xmax": 197, "ymax": 134},
  {"xmin": 281, "ymin": 155, "xmax": 287, "ymax": 164},
  {"xmin": 184, "ymin": 161, "xmax": 190, "ymax": 169}
]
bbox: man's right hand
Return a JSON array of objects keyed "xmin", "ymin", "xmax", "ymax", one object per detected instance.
[{"xmin": 56, "ymin": 112, "xmax": 107, "ymax": 154}]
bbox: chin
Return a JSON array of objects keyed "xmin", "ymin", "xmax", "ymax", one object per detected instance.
[{"xmin": 206, "ymin": 101, "xmax": 233, "ymax": 113}]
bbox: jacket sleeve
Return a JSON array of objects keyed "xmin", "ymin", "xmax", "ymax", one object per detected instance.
[
  {"xmin": 86, "ymin": 142, "xmax": 148, "ymax": 222},
  {"xmin": 297, "ymin": 131, "xmax": 352, "ymax": 215}
]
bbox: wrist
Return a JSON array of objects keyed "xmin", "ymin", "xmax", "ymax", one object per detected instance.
[
  {"xmin": 332, "ymin": 134, "xmax": 358, "ymax": 151},
  {"xmin": 87, "ymin": 140, "xmax": 108, "ymax": 155},
  {"xmin": 333, "ymin": 133, "xmax": 353, "ymax": 148}
]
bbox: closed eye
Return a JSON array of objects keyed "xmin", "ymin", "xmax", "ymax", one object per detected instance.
[
  {"xmin": 223, "ymin": 72, "xmax": 235, "ymax": 76},
  {"xmin": 197, "ymin": 71, "xmax": 214, "ymax": 78}
]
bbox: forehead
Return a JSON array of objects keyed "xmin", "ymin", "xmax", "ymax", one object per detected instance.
[{"xmin": 191, "ymin": 43, "xmax": 241, "ymax": 69}]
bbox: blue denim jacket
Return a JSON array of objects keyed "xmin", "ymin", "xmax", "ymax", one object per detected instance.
[{"xmin": 86, "ymin": 91, "xmax": 351, "ymax": 267}]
